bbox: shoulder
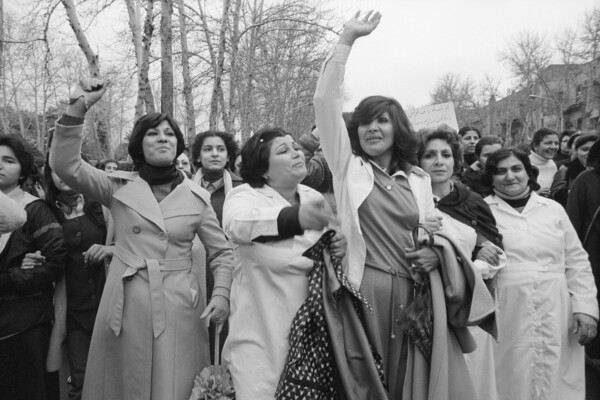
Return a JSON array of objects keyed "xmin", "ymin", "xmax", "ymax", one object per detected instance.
[
  {"xmin": 181, "ymin": 178, "xmax": 212, "ymax": 205},
  {"xmin": 107, "ymin": 170, "xmax": 138, "ymax": 182},
  {"xmin": 298, "ymin": 183, "xmax": 325, "ymax": 200}
]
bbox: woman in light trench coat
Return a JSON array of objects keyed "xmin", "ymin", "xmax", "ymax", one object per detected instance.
[{"xmin": 50, "ymin": 79, "xmax": 234, "ymax": 400}]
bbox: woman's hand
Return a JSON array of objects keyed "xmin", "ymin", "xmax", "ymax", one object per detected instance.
[
  {"xmin": 21, "ymin": 251, "xmax": 45, "ymax": 270},
  {"xmin": 329, "ymin": 230, "xmax": 347, "ymax": 259},
  {"xmin": 405, "ymin": 246, "xmax": 440, "ymax": 273},
  {"xmin": 339, "ymin": 10, "xmax": 382, "ymax": 46},
  {"xmin": 200, "ymin": 295, "xmax": 230, "ymax": 333},
  {"xmin": 423, "ymin": 215, "xmax": 443, "ymax": 233},
  {"xmin": 83, "ymin": 244, "xmax": 114, "ymax": 264},
  {"xmin": 477, "ymin": 242, "xmax": 503, "ymax": 266},
  {"xmin": 66, "ymin": 77, "xmax": 109, "ymax": 117},
  {"xmin": 536, "ymin": 187, "xmax": 551, "ymax": 197},
  {"xmin": 298, "ymin": 197, "xmax": 333, "ymax": 231},
  {"xmin": 572, "ymin": 313, "xmax": 598, "ymax": 345}
]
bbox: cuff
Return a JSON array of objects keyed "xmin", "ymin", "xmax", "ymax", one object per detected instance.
[
  {"xmin": 277, "ymin": 205, "xmax": 303, "ymax": 238},
  {"xmin": 59, "ymin": 114, "xmax": 85, "ymax": 126}
]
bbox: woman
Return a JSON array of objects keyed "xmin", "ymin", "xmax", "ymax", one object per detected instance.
[
  {"xmin": 96, "ymin": 158, "xmax": 119, "ymax": 174},
  {"xmin": 528, "ymin": 128, "xmax": 559, "ymax": 196},
  {"xmin": 551, "ymin": 134, "xmax": 598, "ymax": 207},
  {"xmin": 314, "ymin": 12, "xmax": 486, "ymax": 399},
  {"xmin": 460, "ymin": 135, "xmax": 503, "ymax": 197},
  {"xmin": 0, "ymin": 134, "xmax": 66, "ymax": 399},
  {"xmin": 458, "ymin": 125, "xmax": 482, "ymax": 172},
  {"xmin": 190, "ymin": 130, "xmax": 242, "ymax": 362},
  {"xmin": 418, "ymin": 128, "xmax": 504, "ymax": 400},
  {"xmin": 50, "ymin": 79, "xmax": 234, "ymax": 400},
  {"xmin": 44, "ymin": 159, "xmax": 110, "ymax": 400},
  {"xmin": 0, "ymin": 190, "xmax": 26, "ymax": 233},
  {"xmin": 567, "ymin": 139, "xmax": 600, "ymax": 362},
  {"xmin": 554, "ymin": 130, "xmax": 574, "ymax": 166},
  {"xmin": 482, "ymin": 148, "xmax": 598, "ymax": 400},
  {"xmin": 176, "ymin": 152, "xmax": 193, "ymax": 178},
  {"xmin": 222, "ymin": 128, "xmax": 343, "ymax": 399}
]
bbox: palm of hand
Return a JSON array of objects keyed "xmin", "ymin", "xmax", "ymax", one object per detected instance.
[{"xmin": 345, "ymin": 11, "xmax": 381, "ymax": 37}]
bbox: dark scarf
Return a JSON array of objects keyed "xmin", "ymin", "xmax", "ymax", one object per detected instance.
[
  {"xmin": 565, "ymin": 158, "xmax": 586, "ymax": 184},
  {"xmin": 138, "ymin": 162, "xmax": 182, "ymax": 187}
]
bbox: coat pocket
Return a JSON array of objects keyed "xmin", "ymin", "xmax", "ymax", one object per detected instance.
[{"xmin": 186, "ymin": 270, "xmax": 200, "ymax": 308}]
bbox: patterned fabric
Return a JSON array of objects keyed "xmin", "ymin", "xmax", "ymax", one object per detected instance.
[{"xmin": 275, "ymin": 230, "xmax": 374, "ymax": 399}]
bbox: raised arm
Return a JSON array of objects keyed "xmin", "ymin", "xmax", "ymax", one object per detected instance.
[{"xmin": 313, "ymin": 12, "xmax": 381, "ymax": 176}]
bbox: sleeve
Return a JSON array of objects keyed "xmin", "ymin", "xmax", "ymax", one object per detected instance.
[
  {"xmin": 49, "ymin": 122, "xmax": 117, "ymax": 207},
  {"xmin": 0, "ymin": 191, "xmax": 27, "ymax": 233},
  {"xmin": 0, "ymin": 202, "xmax": 66, "ymax": 295},
  {"xmin": 566, "ymin": 174, "xmax": 588, "ymax": 241},
  {"xmin": 195, "ymin": 203, "xmax": 234, "ymax": 300},
  {"xmin": 300, "ymin": 153, "xmax": 327, "ymax": 191},
  {"xmin": 313, "ymin": 44, "xmax": 354, "ymax": 177},
  {"xmin": 560, "ymin": 206, "xmax": 599, "ymax": 319},
  {"xmin": 550, "ymin": 166, "xmax": 569, "ymax": 207}
]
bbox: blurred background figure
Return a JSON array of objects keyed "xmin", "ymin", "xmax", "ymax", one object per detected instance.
[
  {"xmin": 461, "ymin": 135, "xmax": 503, "ymax": 198},
  {"xmin": 458, "ymin": 126, "xmax": 481, "ymax": 175},
  {"xmin": 95, "ymin": 159, "xmax": 119, "ymax": 174},
  {"xmin": 528, "ymin": 128, "xmax": 559, "ymax": 197},
  {"xmin": 176, "ymin": 151, "xmax": 193, "ymax": 178},
  {"xmin": 554, "ymin": 130, "xmax": 575, "ymax": 166}
]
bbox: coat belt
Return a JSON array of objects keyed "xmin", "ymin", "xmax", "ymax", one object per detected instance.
[{"xmin": 111, "ymin": 245, "xmax": 192, "ymax": 338}]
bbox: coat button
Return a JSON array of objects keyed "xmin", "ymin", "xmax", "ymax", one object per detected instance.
[
  {"xmin": 88, "ymin": 278, "xmax": 93, "ymax": 284},
  {"xmin": 471, "ymin": 220, "xmax": 477, "ymax": 226},
  {"xmin": 385, "ymin": 185, "xmax": 392, "ymax": 191},
  {"xmin": 158, "ymin": 232, "xmax": 167, "ymax": 240},
  {"xmin": 90, "ymin": 294, "xmax": 97, "ymax": 300},
  {"xmin": 76, "ymin": 232, "xmax": 81, "ymax": 237},
  {"xmin": 132, "ymin": 226, "xmax": 141, "ymax": 234}
]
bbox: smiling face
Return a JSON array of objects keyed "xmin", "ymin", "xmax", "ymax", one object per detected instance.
[
  {"xmin": 0, "ymin": 145, "xmax": 21, "ymax": 193},
  {"xmin": 492, "ymin": 155, "xmax": 529, "ymax": 196},
  {"xmin": 263, "ymin": 135, "xmax": 306, "ymax": 188},
  {"xmin": 461, "ymin": 131, "xmax": 480, "ymax": 155},
  {"xmin": 142, "ymin": 120, "xmax": 178, "ymax": 166},
  {"xmin": 357, "ymin": 112, "xmax": 395, "ymax": 166},
  {"xmin": 533, "ymin": 134, "xmax": 559, "ymax": 160},
  {"xmin": 419, "ymin": 139, "xmax": 454, "ymax": 185},
  {"xmin": 198, "ymin": 136, "xmax": 228, "ymax": 175}
]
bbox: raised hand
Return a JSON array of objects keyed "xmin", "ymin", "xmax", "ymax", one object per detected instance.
[
  {"xmin": 340, "ymin": 10, "xmax": 382, "ymax": 46},
  {"xmin": 66, "ymin": 77, "xmax": 110, "ymax": 117}
]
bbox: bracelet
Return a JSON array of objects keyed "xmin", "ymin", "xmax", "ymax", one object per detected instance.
[{"xmin": 68, "ymin": 95, "xmax": 89, "ymax": 111}]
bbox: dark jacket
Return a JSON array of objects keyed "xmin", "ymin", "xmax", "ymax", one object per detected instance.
[
  {"xmin": 551, "ymin": 158, "xmax": 586, "ymax": 208},
  {"xmin": 0, "ymin": 199, "xmax": 66, "ymax": 337},
  {"xmin": 460, "ymin": 165, "xmax": 491, "ymax": 198}
]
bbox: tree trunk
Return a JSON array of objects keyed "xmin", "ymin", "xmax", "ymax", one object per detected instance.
[
  {"xmin": 227, "ymin": 0, "xmax": 242, "ymax": 133},
  {"xmin": 141, "ymin": 0, "xmax": 156, "ymax": 114},
  {"xmin": 0, "ymin": 0, "xmax": 9, "ymax": 134},
  {"xmin": 125, "ymin": 0, "xmax": 146, "ymax": 120},
  {"xmin": 61, "ymin": 0, "xmax": 111, "ymax": 157},
  {"xmin": 160, "ymin": 0, "xmax": 173, "ymax": 116},
  {"xmin": 177, "ymin": 0, "xmax": 195, "ymax": 143}
]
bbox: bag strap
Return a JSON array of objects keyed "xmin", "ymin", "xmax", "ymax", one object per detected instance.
[
  {"xmin": 583, "ymin": 205, "xmax": 600, "ymax": 248},
  {"xmin": 214, "ymin": 323, "xmax": 222, "ymax": 366}
]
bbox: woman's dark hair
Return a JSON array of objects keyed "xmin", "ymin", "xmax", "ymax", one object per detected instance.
[
  {"xmin": 531, "ymin": 128, "xmax": 559, "ymax": 151},
  {"xmin": 458, "ymin": 126, "xmax": 482, "ymax": 139},
  {"xmin": 0, "ymin": 134, "xmax": 34, "ymax": 185},
  {"xmin": 482, "ymin": 147, "xmax": 541, "ymax": 191},
  {"xmin": 586, "ymin": 139, "xmax": 600, "ymax": 169},
  {"xmin": 573, "ymin": 133, "xmax": 598, "ymax": 150},
  {"xmin": 127, "ymin": 113, "xmax": 185, "ymax": 170},
  {"xmin": 475, "ymin": 136, "xmax": 503, "ymax": 157},
  {"xmin": 96, "ymin": 158, "xmax": 119, "ymax": 171},
  {"xmin": 240, "ymin": 128, "xmax": 288, "ymax": 188},
  {"xmin": 559, "ymin": 129, "xmax": 575, "ymax": 146},
  {"xmin": 190, "ymin": 130, "xmax": 239, "ymax": 170},
  {"xmin": 417, "ymin": 127, "xmax": 463, "ymax": 173},
  {"xmin": 347, "ymin": 95, "xmax": 418, "ymax": 172}
]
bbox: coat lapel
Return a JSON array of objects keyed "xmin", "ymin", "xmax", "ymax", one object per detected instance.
[{"xmin": 112, "ymin": 178, "xmax": 167, "ymax": 232}]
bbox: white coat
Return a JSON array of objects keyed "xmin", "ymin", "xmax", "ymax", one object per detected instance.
[{"xmin": 485, "ymin": 192, "xmax": 598, "ymax": 400}]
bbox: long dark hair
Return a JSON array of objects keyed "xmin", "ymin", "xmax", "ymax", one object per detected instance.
[
  {"xmin": 482, "ymin": 148, "xmax": 541, "ymax": 191},
  {"xmin": 0, "ymin": 134, "xmax": 34, "ymax": 186}
]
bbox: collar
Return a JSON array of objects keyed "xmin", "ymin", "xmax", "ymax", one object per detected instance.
[{"xmin": 529, "ymin": 151, "xmax": 553, "ymax": 165}]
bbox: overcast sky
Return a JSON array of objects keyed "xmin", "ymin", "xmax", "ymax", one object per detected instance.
[{"xmin": 328, "ymin": 0, "xmax": 599, "ymax": 110}]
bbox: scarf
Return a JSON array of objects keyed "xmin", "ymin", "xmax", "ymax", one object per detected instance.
[
  {"xmin": 138, "ymin": 162, "xmax": 182, "ymax": 187},
  {"xmin": 494, "ymin": 186, "xmax": 531, "ymax": 211}
]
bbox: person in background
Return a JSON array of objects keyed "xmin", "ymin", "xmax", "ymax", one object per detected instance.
[
  {"xmin": 482, "ymin": 147, "xmax": 598, "ymax": 400},
  {"xmin": 44, "ymin": 157, "xmax": 111, "ymax": 400},
  {"xmin": 96, "ymin": 159, "xmax": 119, "ymax": 174},
  {"xmin": 176, "ymin": 151, "xmax": 193, "ymax": 178},
  {"xmin": 191, "ymin": 130, "xmax": 242, "ymax": 363},
  {"xmin": 0, "ymin": 190, "xmax": 27, "ymax": 233},
  {"xmin": 461, "ymin": 135, "xmax": 503, "ymax": 197},
  {"xmin": 418, "ymin": 127, "xmax": 504, "ymax": 400},
  {"xmin": 554, "ymin": 130, "xmax": 575, "ymax": 166},
  {"xmin": 297, "ymin": 126, "xmax": 334, "ymax": 194},
  {"xmin": 50, "ymin": 79, "xmax": 234, "ymax": 400},
  {"xmin": 231, "ymin": 150, "xmax": 242, "ymax": 177},
  {"xmin": 528, "ymin": 128, "xmax": 559, "ymax": 197},
  {"xmin": 222, "ymin": 128, "xmax": 344, "ymax": 399},
  {"xmin": 458, "ymin": 125, "xmax": 482, "ymax": 173},
  {"xmin": 0, "ymin": 134, "xmax": 66, "ymax": 400},
  {"xmin": 551, "ymin": 134, "xmax": 598, "ymax": 207}
]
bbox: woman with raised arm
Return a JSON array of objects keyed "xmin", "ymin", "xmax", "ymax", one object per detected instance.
[
  {"xmin": 314, "ymin": 12, "xmax": 489, "ymax": 400},
  {"xmin": 50, "ymin": 79, "xmax": 234, "ymax": 400}
]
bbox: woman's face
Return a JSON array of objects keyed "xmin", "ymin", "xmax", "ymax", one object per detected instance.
[
  {"xmin": 263, "ymin": 135, "xmax": 306, "ymax": 188},
  {"xmin": 492, "ymin": 155, "xmax": 529, "ymax": 196},
  {"xmin": 533, "ymin": 134, "xmax": 559, "ymax": 160},
  {"xmin": 0, "ymin": 145, "xmax": 22, "ymax": 193},
  {"xmin": 357, "ymin": 112, "xmax": 395, "ymax": 161},
  {"xmin": 142, "ymin": 120, "xmax": 178, "ymax": 166},
  {"xmin": 51, "ymin": 170, "xmax": 72, "ymax": 192},
  {"xmin": 461, "ymin": 131, "xmax": 479, "ymax": 154},
  {"xmin": 104, "ymin": 162, "xmax": 118, "ymax": 174},
  {"xmin": 199, "ymin": 136, "xmax": 228, "ymax": 175},
  {"xmin": 576, "ymin": 140, "xmax": 595, "ymax": 167},
  {"xmin": 478, "ymin": 143, "xmax": 502, "ymax": 169},
  {"xmin": 560, "ymin": 135, "xmax": 571, "ymax": 155},
  {"xmin": 233, "ymin": 154, "xmax": 242, "ymax": 175},
  {"xmin": 419, "ymin": 139, "xmax": 454, "ymax": 185},
  {"xmin": 176, "ymin": 153, "xmax": 191, "ymax": 173}
]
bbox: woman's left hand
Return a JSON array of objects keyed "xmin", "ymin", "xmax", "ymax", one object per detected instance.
[
  {"xmin": 329, "ymin": 230, "xmax": 347, "ymax": 259},
  {"xmin": 405, "ymin": 246, "xmax": 440, "ymax": 273},
  {"xmin": 200, "ymin": 295, "xmax": 230, "ymax": 333},
  {"xmin": 572, "ymin": 313, "xmax": 598, "ymax": 345},
  {"xmin": 21, "ymin": 251, "xmax": 45, "ymax": 270}
]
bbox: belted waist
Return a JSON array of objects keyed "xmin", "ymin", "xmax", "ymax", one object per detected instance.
[
  {"xmin": 110, "ymin": 245, "xmax": 192, "ymax": 338},
  {"xmin": 501, "ymin": 263, "xmax": 565, "ymax": 274}
]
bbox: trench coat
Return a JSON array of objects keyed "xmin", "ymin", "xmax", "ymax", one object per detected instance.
[
  {"xmin": 485, "ymin": 193, "xmax": 598, "ymax": 400},
  {"xmin": 50, "ymin": 123, "xmax": 234, "ymax": 400}
]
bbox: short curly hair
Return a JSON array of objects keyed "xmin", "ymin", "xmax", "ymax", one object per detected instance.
[
  {"xmin": 127, "ymin": 113, "xmax": 185, "ymax": 170},
  {"xmin": 190, "ymin": 130, "xmax": 239, "ymax": 170},
  {"xmin": 417, "ymin": 127, "xmax": 463, "ymax": 173},
  {"xmin": 0, "ymin": 134, "xmax": 34, "ymax": 186},
  {"xmin": 240, "ymin": 128, "xmax": 288, "ymax": 188},
  {"xmin": 482, "ymin": 147, "xmax": 541, "ymax": 191}
]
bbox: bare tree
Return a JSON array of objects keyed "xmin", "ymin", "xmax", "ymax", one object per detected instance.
[
  {"xmin": 177, "ymin": 0, "xmax": 195, "ymax": 142},
  {"xmin": 160, "ymin": 0, "xmax": 173, "ymax": 116}
]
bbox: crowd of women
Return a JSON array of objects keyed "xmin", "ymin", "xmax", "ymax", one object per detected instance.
[{"xmin": 0, "ymin": 10, "xmax": 599, "ymax": 400}]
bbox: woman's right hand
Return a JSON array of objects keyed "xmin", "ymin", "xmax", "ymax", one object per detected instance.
[
  {"xmin": 298, "ymin": 197, "xmax": 333, "ymax": 231},
  {"xmin": 66, "ymin": 78, "xmax": 109, "ymax": 117},
  {"xmin": 339, "ymin": 10, "xmax": 382, "ymax": 46},
  {"xmin": 21, "ymin": 251, "xmax": 45, "ymax": 270}
]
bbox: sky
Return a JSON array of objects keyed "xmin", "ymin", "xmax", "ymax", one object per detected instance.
[{"xmin": 326, "ymin": 0, "xmax": 599, "ymax": 110}]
